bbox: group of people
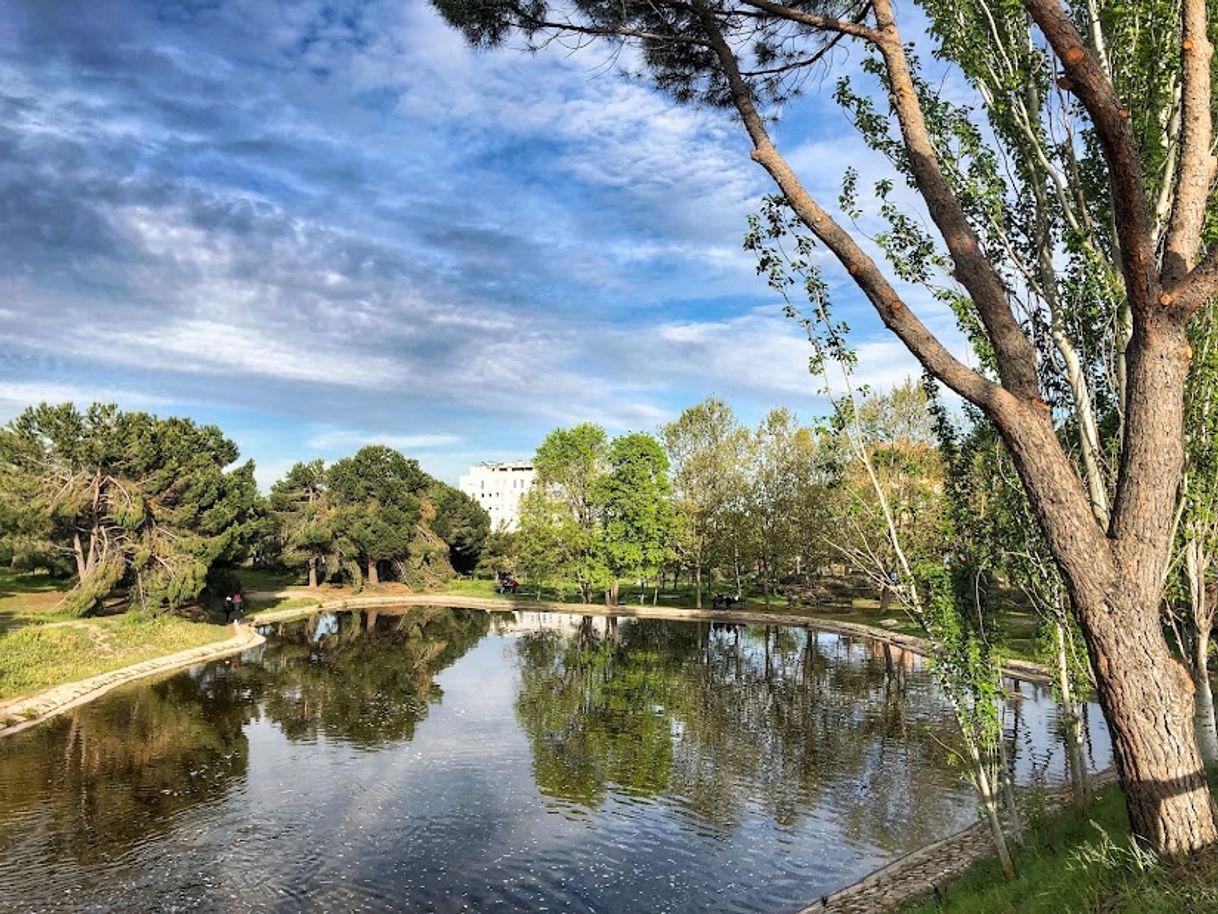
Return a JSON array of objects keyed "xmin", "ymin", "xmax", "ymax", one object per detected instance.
[
  {"xmin": 711, "ymin": 594, "xmax": 741, "ymax": 609},
  {"xmin": 223, "ymin": 592, "xmax": 244, "ymax": 622}
]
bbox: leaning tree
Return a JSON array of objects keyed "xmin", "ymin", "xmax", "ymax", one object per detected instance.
[{"xmin": 432, "ymin": 0, "xmax": 1218, "ymax": 852}]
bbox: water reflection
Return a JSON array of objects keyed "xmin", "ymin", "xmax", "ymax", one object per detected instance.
[
  {"xmin": 511, "ymin": 619, "xmax": 1082, "ymax": 851},
  {"xmin": 0, "ymin": 610, "xmax": 1110, "ymax": 914}
]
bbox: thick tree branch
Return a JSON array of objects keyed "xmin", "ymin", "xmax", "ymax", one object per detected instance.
[
  {"xmin": 1161, "ymin": 0, "xmax": 1216, "ymax": 286},
  {"xmin": 871, "ymin": 0, "xmax": 1042, "ymax": 401},
  {"xmin": 1023, "ymin": 0, "xmax": 1158, "ymax": 315},
  {"xmin": 1169, "ymin": 248, "xmax": 1218, "ymax": 316},
  {"xmin": 691, "ymin": 0, "xmax": 1003, "ymax": 414}
]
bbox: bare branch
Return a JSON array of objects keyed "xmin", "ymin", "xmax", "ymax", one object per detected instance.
[
  {"xmin": 690, "ymin": 0, "xmax": 1006, "ymax": 413},
  {"xmin": 739, "ymin": 0, "xmax": 882, "ymax": 43}
]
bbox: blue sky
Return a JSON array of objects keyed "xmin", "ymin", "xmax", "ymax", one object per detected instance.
[{"xmin": 0, "ymin": 0, "xmax": 968, "ymax": 487}]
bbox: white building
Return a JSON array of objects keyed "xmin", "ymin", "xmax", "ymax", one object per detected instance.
[{"xmin": 459, "ymin": 461, "xmax": 536, "ymax": 531}]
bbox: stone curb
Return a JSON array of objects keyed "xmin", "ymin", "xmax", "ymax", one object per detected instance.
[
  {"xmin": 0, "ymin": 623, "xmax": 265, "ymax": 740},
  {"xmin": 796, "ymin": 768, "xmax": 1120, "ymax": 913}
]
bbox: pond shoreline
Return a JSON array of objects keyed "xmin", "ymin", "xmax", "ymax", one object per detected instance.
[
  {"xmin": 0, "ymin": 594, "xmax": 1085, "ymax": 914},
  {"xmin": 0, "ymin": 593, "xmax": 1052, "ymax": 741},
  {"xmin": 249, "ymin": 592, "xmax": 1053, "ymax": 685},
  {"xmin": 0, "ymin": 622, "xmax": 264, "ymax": 739}
]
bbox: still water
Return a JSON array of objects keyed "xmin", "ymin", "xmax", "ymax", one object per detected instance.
[{"xmin": 0, "ymin": 608, "xmax": 1111, "ymax": 913}]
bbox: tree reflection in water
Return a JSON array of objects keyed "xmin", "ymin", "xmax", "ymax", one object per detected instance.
[
  {"xmin": 0, "ymin": 610, "xmax": 1107, "ymax": 914},
  {"xmin": 0, "ymin": 606, "xmax": 492, "ymax": 871},
  {"xmin": 515, "ymin": 618, "xmax": 1010, "ymax": 850}
]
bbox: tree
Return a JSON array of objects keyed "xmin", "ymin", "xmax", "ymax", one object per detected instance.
[
  {"xmin": 269, "ymin": 460, "xmax": 334, "ymax": 588},
  {"xmin": 427, "ymin": 480, "xmax": 491, "ymax": 574},
  {"xmin": 520, "ymin": 424, "xmax": 611, "ymax": 602},
  {"xmin": 327, "ymin": 446, "xmax": 425, "ymax": 585},
  {"xmin": 0, "ymin": 402, "xmax": 259, "ymax": 614},
  {"xmin": 662, "ymin": 398, "xmax": 745, "ymax": 607},
  {"xmin": 434, "ymin": 0, "xmax": 1218, "ymax": 852},
  {"xmin": 597, "ymin": 432, "xmax": 675, "ymax": 605}
]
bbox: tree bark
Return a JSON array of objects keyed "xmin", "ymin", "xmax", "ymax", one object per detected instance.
[
  {"xmin": 72, "ymin": 532, "xmax": 87, "ymax": 581},
  {"xmin": 308, "ymin": 556, "xmax": 319, "ymax": 589},
  {"xmin": 366, "ymin": 558, "xmax": 379, "ymax": 586},
  {"xmin": 695, "ymin": 565, "xmax": 703, "ymax": 609}
]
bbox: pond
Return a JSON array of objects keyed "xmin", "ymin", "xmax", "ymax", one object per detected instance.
[{"xmin": 0, "ymin": 608, "xmax": 1111, "ymax": 913}]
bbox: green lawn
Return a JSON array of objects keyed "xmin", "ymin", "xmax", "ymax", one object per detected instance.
[
  {"xmin": 907, "ymin": 780, "xmax": 1218, "ymax": 914},
  {"xmin": 236, "ymin": 566, "xmax": 308, "ymax": 592},
  {"xmin": 0, "ymin": 569, "xmax": 231, "ymax": 706},
  {"xmin": 0, "ymin": 611, "xmax": 230, "ymax": 705}
]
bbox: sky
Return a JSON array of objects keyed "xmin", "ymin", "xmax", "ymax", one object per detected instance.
[{"xmin": 0, "ymin": 0, "xmax": 971, "ymax": 488}]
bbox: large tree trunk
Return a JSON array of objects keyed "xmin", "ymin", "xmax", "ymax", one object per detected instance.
[
  {"xmin": 999, "ymin": 322, "xmax": 1218, "ymax": 853},
  {"xmin": 695, "ymin": 565, "xmax": 702, "ymax": 609},
  {"xmin": 366, "ymin": 558, "xmax": 379, "ymax": 586},
  {"xmin": 308, "ymin": 556, "xmax": 319, "ymax": 589}
]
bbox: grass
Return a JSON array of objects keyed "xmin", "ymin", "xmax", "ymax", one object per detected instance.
[
  {"xmin": 906, "ymin": 780, "xmax": 1218, "ymax": 914},
  {"xmin": 0, "ymin": 610, "xmax": 230, "ymax": 701},
  {"xmin": 246, "ymin": 595, "xmax": 322, "ymax": 615},
  {"xmin": 236, "ymin": 567, "xmax": 307, "ymax": 592}
]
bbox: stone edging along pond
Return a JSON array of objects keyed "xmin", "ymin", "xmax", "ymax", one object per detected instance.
[{"xmin": 0, "ymin": 623, "xmax": 264, "ymax": 739}]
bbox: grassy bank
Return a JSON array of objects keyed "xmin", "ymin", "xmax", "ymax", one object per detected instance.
[
  {"xmin": 0, "ymin": 570, "xmax": 230, "ymax": 703},
  {"xmin": 907, "ymin": 780, "xmax": 1218, "ymax": 914}
]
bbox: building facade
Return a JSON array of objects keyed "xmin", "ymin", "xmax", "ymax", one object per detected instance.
[{"xmin": 458, "ymin": 461, "xmax": 536, "ymax": 531}]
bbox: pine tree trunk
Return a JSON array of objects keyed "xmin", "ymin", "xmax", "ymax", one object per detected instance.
[
  {"xmin": 695, "ymin": 565, "xmax": 702, "ymax": 609},
  {"xmin": 308, "ymin": 557, "xmax": 318, "ymax": 589},
  {"xmin": 367, "ymin": 558, "xmax": 379, "ymax": 586},
  {"xmin": 994, "ymin": 321, "xmax": 1218, "ymax": 854}
]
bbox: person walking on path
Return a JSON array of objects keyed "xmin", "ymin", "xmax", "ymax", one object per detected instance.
[
  {"xmin": 223, "ymin": 594, "xmax": 234, "ymax": 622},
  {"xmin": 232, "ymin": 592, "xmax": 244, "ymax": 620}
]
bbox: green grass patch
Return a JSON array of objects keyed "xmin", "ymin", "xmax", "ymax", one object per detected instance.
[
  {"xmin": 0, "ymin": 612, "xmax": 230, "ymax": 701},
  {"xmin": 907, "ymin": 780, "xmax": 1218, "ymax": 914},
  {"xmin": 247, "ymin": 596, "xmax": 322, "ymax": 615},
  {"xmin": 236, "ymin": 567, "xmax": 307, "ymax": 592}
]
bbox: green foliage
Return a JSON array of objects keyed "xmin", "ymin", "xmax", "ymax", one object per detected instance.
[
  {"xmin": 0, "ymin": 403, "xmax": 261, "ymax": 616},
  {"xmin": 427, "ymin": 481, "xmax": 491, "ymax": 574},
  {"xmin": 597, "ymin": 432, "xmax": 675, "ymax": 587},
  {"xmin": 908, "ymin": 780, "xmax": 1218, "ymax": 914}
]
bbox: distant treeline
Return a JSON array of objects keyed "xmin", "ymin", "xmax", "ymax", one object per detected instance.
[{"xmin": 0, "ymin": 403, "xmax": 488, "ymax": 615}]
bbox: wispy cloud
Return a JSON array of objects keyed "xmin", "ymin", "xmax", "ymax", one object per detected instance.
[
  {"xmin": 307, "ymin": 429, "xmax": 463, "ymax": 451},
  {"xmin": 0, "ymin": 0, "xmax": 956, "ymax": 483}
]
